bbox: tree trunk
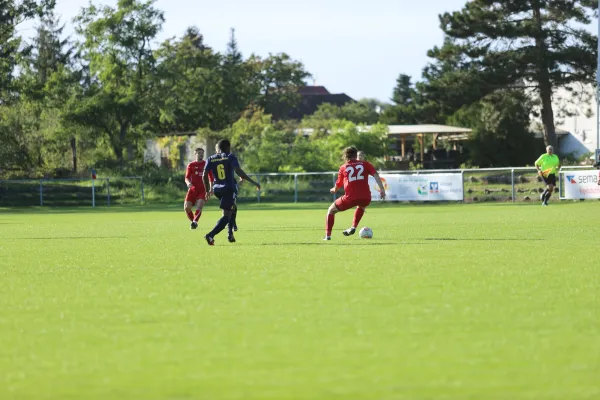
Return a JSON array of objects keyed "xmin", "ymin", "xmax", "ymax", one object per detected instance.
[
  {"xmin": 116, "ymin": 121, "xmax": 129, "ymax": 169},
  {"xmin": 539, "ymin": 83, "xmax": 557, "ymax": 149},
  {"xmin": 533, "ymin": 3, "xmax": 558, "ymax": 150},
  {"xmin": 70, "ymin": 137, "xmax": 77, "ymax": 172}
]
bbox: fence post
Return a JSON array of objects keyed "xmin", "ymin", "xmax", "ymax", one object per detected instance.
[
  {"xmin": 294, "ymin": 174, "xmax": 298, "ymax": 203},
  {"xmin": 332, "ymin": 173, "xmax": 336, "ymax": 201},
  {"xmin": 39, "ymin": 180, "xmax": 43, "ymax": 206},
  {"xmin": 461, "ymin": 170, "xmax": 465, "ymax": 203},
  {"xmin": 140, "ymin": 178, "xmax": 145, "ymax": 205},
  {"xmin": 257, "ymin": 175, "xmax": 261, "ymax": 203},
  {"xmin": 511, "ymin": 169, "xmax": 515, "ymax": 203},
  {"xmin": 92, "ymin": 179, "xmax": 96, "ymax": 208},
  {"xmin": 107, "ymin": 178, "xmax": 111, "ymax": 206}
]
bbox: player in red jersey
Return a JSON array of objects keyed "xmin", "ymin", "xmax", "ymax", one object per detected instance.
[
  {"xmin": 324, "ymin": 146, "xmax": 386, "ymax": 240},
  {"xmin": 184, "ymin": 148, "xmax": 208, "ymax": 229}
]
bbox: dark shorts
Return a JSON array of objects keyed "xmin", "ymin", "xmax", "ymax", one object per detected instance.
[
  {"xmin": 334, "ymin": 196, "xmax": 371, "ymax": 212},
  {"xmin": 214, "ymin": 188, "xmax": 237, "ymax": 211},
  {"xmin": 543, "ymin": 174, "xmax": 557, "ymax": 186}
]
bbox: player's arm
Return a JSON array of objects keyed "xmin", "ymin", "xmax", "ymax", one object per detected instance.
[
  {"xmin": 185, "ymin": 165, "xmax": 193, "ymax": 188},
  {"xmin": 373, "ymin": 172, "xmax": 386, "ymax": 200},
  {"xmin": 535, "ymin": 155, "xmax": 543, "ymax": 176},
  {"xmin": 235, "ymin": 166, "xmax": 260, "ymax": 190},
  {"xmin": 202, "ymin": 165, "xmax": 212, "ymax": 199},
  {"xmin": 330, "ymin": 168, "xmax": 344, "ymax": 194}
]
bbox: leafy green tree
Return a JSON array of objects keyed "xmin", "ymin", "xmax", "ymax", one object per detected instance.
[
  {"xmin": 450, "ymin": 90, "xmax": 539, "ymax": 167},
  {"xmin": 71, "ymin": 0, "xmax": 164, "ymax": 166},
  {"xmin": 248, "ymin": 53, "xmax": 311, "ymax": 119},
  {"xmin": 0, "ymin": 0, "xmax": 55, "ymax": 96},
  {"xmin": 319, "ymin": 120, "xmax": 390, "ymax": 168},
  {"xmin": 303, "ymin": 101, "xmax": 379, "ymax": 126},
  {"xmin": 438, "ymin": 0, "xmax": 598, "ymax": 148},
  {"xmin": 154, "ymin": 26, "xmax": 222, "ymax": 133},
  {"xmin": 219, "ymin": 28, "xmax": 255, "ymax": 127}
]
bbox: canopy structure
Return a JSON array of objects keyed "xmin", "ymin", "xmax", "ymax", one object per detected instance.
[{"xmin": 369, "ymin": 124, "xmax": 472, "ymax": 161}]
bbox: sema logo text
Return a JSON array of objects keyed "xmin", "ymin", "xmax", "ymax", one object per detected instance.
[{"xmin": 568, "ymin": 174, "xmax": 597, "ymax": 184}]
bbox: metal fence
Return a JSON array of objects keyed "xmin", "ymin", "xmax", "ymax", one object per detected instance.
[
  {"xmin": 241, "ymin": 166, "xmax": 593, "ymax": 204},
  {"xmin": 0, "ymin": 167, "xmax": 593, "ymax": 207},
  {"xmin": 0, "ymin": 177, "xmax": 144, "ymax": 207}
]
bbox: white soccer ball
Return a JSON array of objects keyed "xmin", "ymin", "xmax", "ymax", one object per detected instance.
[{"xmin": 359, "ymin": 227, "xmax": 373, "ymax": 239}]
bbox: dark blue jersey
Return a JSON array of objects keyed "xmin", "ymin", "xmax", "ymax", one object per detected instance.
[{"xmin": 205, "ymin": 152, "xmax": 240, "ymax": 191}]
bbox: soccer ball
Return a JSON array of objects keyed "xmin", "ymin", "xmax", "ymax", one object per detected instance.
[{"xmin": 359, "ymin": 227, "xmax": 373, "ymax": 239}]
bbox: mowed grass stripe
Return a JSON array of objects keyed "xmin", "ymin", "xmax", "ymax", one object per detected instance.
[{"xmin": 0, "ymin": 202, "xmax": 599, "ymax": 399}]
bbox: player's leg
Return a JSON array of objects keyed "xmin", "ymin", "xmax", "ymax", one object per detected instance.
[
  {"xmin": 227, "ymin": 203, "xmax": 237, "ymax": 243},
  {"xmin": 544, "ymin": 184, "xmax": 555, "ymax": 205},
  {"xmin": 194, "ymin": 198, "xmax": 205, "ymax": 222},
  {"xmin": 229, "ymin": 204, "xmax": 238, "ymax": 232},
  {"xmin": 543, "ymin": 175, "xmax": 556, "ymax": 205},
  {"xmin": 205, "ymin": 191, "xmax": 233, "ymax": 245},
  {"xmin": 325, "ymin": 198, "xmax": 348, "ymax": 240},
  {"xmin": 227, "ymin": 190, "xmax": 238, "ymax": 241},
  {"xmin": 343, "ymin": 198, "xmax": 370, "ymax": 236},
  {"xmin": 184, "ymin": 198, "xmax": 196, "ymax": 229},
  {"xmin": 540, "ymin": 176, "xmax": 550, "ymax": 205},
  {"xmin": 324, "ymin": 203, "xmax": 338, "ymax": 240}
]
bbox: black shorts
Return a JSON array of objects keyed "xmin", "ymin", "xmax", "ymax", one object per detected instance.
[
  {"xmin": 214, "ymin": 189, "xmax": 237, "ymax": 211},
  {"xmin": 543, "ymin": 174, "xmax": 557, "ymax": 186}
]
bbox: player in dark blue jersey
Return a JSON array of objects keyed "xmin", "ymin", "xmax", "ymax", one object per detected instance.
[{"xmin": 202, "ymin": 139, "xmax": 260, "ymax": 245}]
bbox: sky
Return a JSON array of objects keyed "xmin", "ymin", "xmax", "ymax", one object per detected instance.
[{"xmin": 14, "ymin": 0, "xmax": 515, "ymax": 102}]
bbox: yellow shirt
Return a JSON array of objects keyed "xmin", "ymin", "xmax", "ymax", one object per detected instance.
[{"xmin": 535, "ymin": 153, "xmax": 560, "ymax": 176}]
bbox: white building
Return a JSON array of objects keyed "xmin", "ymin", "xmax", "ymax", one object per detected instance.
[{"xmin": 539, "ymin": 85, "xmax": 599, "ymax": 159}]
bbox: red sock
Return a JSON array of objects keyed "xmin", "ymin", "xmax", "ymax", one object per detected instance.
[
  {"xmin": 194, "ymin": 209, "xmax": 202, "ymax": 222},
  {"xmin": 352, "ymin": 208, "xmax": 365, "ymax": 228},
  {"xmin": 186, "ymin": 210, "xmax": 194, "ymax": 221},
  {"xmin": 326, "ymin": 213, "xmax": 335, "ymax": 236}
]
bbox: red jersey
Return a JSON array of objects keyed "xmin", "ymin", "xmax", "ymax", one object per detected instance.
[
  {"xmin": 336, "ymin": 160, "xmax": 377, "ymax": 199},
  {"xmin": 185, "ymin": 161, "xmax": 206, "ymax": 188}
]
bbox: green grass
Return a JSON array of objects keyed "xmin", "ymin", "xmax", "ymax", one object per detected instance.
[{"xmin": 1, "ymin": 202, "xmax": 599, "ymax": 399}]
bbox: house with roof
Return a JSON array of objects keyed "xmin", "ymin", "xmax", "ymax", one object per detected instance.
[{"xmin": 286, "ymin": 86, "xmax": 354, "ymax": 120}]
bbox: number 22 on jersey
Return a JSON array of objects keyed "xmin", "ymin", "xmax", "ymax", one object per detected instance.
[
  {"xmin": 216, "ymin": 164, "xmax": 226, "ymax": 180},
  {"xmin": 346, "ymin": 165, "xmax": 364, "ymax": 182}
]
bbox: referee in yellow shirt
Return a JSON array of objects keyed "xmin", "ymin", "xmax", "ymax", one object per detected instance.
[{"xmin": 535, "ymin": 145, "xmax": 561, "ymax": 206}]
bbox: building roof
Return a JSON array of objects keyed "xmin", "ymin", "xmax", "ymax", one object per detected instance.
[
  {"xmin": 297, "ymin": 86, "xmax": 331, "ymax": 95},
  {"xmin": 286, "ymin": 91, "xmax": 354, "ymax": 120},
  {"xmin": 298, "ymin": 124, "xmax": 472, "ymax": 139},
  {"xmin": 379, "ymin": 125, "xmax": 472, "ymax": 135}
]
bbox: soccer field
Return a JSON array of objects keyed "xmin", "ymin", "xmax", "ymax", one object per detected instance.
[{"xmin": 1, "ymin": 202, "xmax": 599, "ymax": 399}]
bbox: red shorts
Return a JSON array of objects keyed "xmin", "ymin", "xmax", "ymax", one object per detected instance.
[
  {"xmin": 185, "ymin": 186, "xmax": 206, "ymax": 203},
  {"xmin": 334, "ymin": 196, "xmax": 371, "ymax": 212}
]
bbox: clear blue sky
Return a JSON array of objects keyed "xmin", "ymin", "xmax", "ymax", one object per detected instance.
[{"xmin": 19, "ymin": 0, "xmax": 477, "ymax": 101}]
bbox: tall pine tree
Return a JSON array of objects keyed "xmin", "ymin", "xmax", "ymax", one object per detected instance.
[{"xmin": 438, "ymin": 0, "xmax": 597, "ymax": 148}]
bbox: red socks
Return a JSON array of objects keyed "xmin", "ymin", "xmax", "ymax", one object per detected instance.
[
  {"xmin": 326, "ymin": 213, "xmax": 335, "ymax": 236},
  {"xmin": 194, "ymin": 209, "xmax": 202, "ymax": 222},
  {"xmin": 352, "ymin": 208, "xmax": 365, "ymax": 228},
  {"xmin": 186, "ymin": 210, "xmax": 194, "ymax": 221}
]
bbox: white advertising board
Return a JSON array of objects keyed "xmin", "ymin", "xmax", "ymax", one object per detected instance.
[
  {"xmin": 563, "ymin": 170, "xmax": 600, "ymax": 199},
  {"xmin": 368, "ymin": 173, "xmax": 463, "ymax": 201}
]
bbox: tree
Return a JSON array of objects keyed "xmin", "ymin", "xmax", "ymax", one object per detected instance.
[
  {"xmin": 303, "ymin": 101, "xmax": 379, "ymax": 126},
  {"xmin": 392, "ymin": 74, "xmax": 413, "ymax": 106},
  {"xmin": 380, "ymin": 73, "xmax": 421, "ymax": 125},
  {"xmin": 154, "ymin": 26, "xmax": 223, "ymax": 133},
  {"xmin": 449, "ymin": 90, "xmax": 539, "ymax": 167},
  {"xmin": 72, "ymin": 0, "xmax": 165, "ymax": 166},
  {"xmin": 219, "ymin": 28, "xmax": 254, "ymax": 127},
  {"xmin": 438, "ymin": 0, "xmax": 598, "ymax": 149},
  {"xmin": 248, "ymin": 53, "xmax": 311, "ymax": 120},
  {"xmin": 0, "ymin": 0, "xmax": 55, "ymax": 96},
  {"xmin": 319, "ymin": 120, "xmax": 390, "ymax": 168}
]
